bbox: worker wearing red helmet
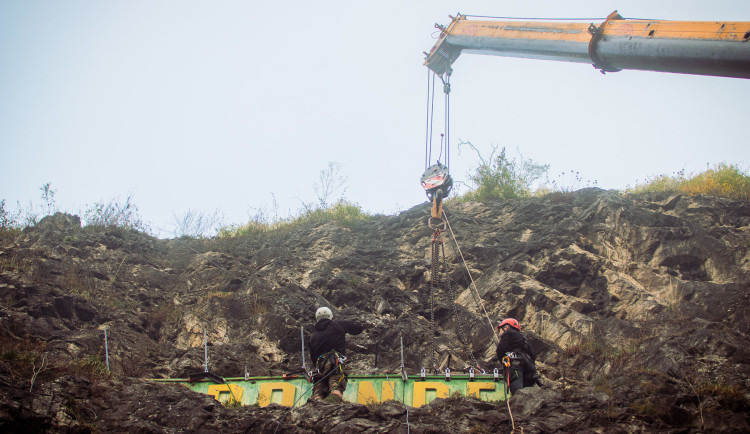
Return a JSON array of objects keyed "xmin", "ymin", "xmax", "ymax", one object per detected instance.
[{"xmin": 496, "ymin": 318, "xmax": 543, "ymax": 394}]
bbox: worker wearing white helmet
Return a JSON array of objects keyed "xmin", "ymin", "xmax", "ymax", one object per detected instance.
[{"xmin": 308, "ymin": 306, "xmax": 365, "ymax": 402}]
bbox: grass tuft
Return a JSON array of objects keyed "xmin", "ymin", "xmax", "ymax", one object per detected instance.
[{"xmin": 220, "ymin": 200, "xmax": 369, "ymax": 238}]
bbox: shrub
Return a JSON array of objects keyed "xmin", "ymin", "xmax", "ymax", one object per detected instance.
[
  {"xmin": 219, "ymin": 220, "xmax": 272, "ymax": 238},
  {"xmin": 628, "ymin": 164, "xmax": 750, "ymax": 201},
  {"xmin": 292, "ymin": 200, "xmax": 369, "ymax": 229},
  {"xmin": 455, "ymin": 141, "xmax": 548, "ymax": 202},
  {"xmin": 220, "ymin": 200, "xmax": 369, "ymax": 238},
  {"xmin": 70, "ymin": 354, "xmax": 111, "ymax": 381}
]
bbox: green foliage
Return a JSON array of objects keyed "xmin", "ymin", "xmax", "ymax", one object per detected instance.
[
  {"xmin": 219, "ymin": 220, "xmax": 272, "ymax": 239},
  {"xmin": 628, "ymin": 163, "xmax": 750, "ymax": 201},
  {"xmin": 223, "ymin": 395, "xmax": 243, "ymax": 408},
  {"xmin": 456, "ymin": 141, "xmax": 549, "ymax": 202},
  {"xmin": 220, "ymin": 200, "xmax": 369, "ymax": 238},
  {"xmin": 71, "ymin": 354, "xmax": 111, "ymax": 381},
  {"xmin": 293, "ymin": 200, "xmax": 369, "ymax": 228}
]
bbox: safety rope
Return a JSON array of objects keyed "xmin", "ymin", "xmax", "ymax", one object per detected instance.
[
  {"xmin": 443, "ymin": 211, "xmax": 499, "ymax": 344},
  {"xmin": 429, "ymin": 212, "xmax": 482, "ymax": 372},
  {"xmin": 385, "ymin": 372, "xmax": 410, "ymax": 434},
  {"xmin": 271, "ymin": 365, "xmax": 338, "ymax": 433},
  {"xmin": 443, "ymin": 241, "xmax": 481, "ymax": 370}
]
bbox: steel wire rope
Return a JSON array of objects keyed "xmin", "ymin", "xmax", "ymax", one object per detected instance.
[
  {"xmin": 385, "ymin": 372, "xmax": 410, "ymax": 434},
  {"xmin": 426, "ymin": 72, "xmax": 437, "ymax": 168},
  {"xmin": 442, "ymin": 234, "xmax": 481, "ymax": 370},
  {"xmin": 444, "ymin": 77, "xmax": 450, "ymax": 170},
  {"xmin": 271, "ymin": 366, "xmax": 338, "ymax": 433},
  {"xmin": 441, "ymin": 212, "xmax": 499, "ymax": 344},
  {"xmin": 425, "ymin": 69, "xmax": 430, "ymax": 169}
]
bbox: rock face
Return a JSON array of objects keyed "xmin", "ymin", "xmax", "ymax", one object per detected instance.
[{"xmin": 1, "ymin": 190, "xmax": 749, "ymax": 432}]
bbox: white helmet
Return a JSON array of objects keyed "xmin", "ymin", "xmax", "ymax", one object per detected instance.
[{"xmin": 315, "ymin": 306, "xmax": 333, "ymax": 321}]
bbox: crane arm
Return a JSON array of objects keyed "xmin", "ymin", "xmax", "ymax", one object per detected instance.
[{"xmin": 425, "ymin": 11, "xmax": 750, "ymax": 79}]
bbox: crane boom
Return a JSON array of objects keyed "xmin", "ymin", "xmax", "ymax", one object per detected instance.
[{"xmin": 425, "ymin": 11, "xmax": 750, "ymax": 79}]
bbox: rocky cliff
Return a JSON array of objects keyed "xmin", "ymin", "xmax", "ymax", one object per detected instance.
[{"xmin": 1, "ymin": 189, "xmax": 748, "ymax": 432}]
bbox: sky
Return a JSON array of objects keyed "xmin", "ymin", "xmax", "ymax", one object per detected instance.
[{"xmin": 1, "ymin": 1, "xmax": 749, "ymax": 238}]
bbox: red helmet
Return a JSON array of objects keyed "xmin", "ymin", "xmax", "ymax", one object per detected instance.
[{"xmin": 498, "ymin": 318, "xmax": 520, "ymax": 331}]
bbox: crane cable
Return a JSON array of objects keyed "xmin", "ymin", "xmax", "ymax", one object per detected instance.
[
  {"xmin": 425, "ymin": 70, "xmax": 451, "ymax": 171},
  {"xmin": 426, "ymin": 67, "xmax": 497, "ymax": 344},
  {"xmin": 425, "ymin": 70, "xmax": 436, "ymax": 169},
  {"xmin": 424, "ymin": 67, "xmax": 495, "ymax": 369}
]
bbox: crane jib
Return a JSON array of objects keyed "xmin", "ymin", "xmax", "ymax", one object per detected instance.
[{"xmin": 425, "ymin": 13, "xmax": 750, "ymax": 79}]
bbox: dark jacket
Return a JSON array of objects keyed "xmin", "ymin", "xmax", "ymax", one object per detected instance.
[
  {"xmin": 309, "ymin": 319, "xmax": 364, "ymax": 362},
  {"xmin": 496, "ymin": 328, "xmax": 535, "ymax": 362}
]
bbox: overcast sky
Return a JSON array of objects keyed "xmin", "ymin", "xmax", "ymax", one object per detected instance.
[{"xmin": 2, "ymin": 1, "xmax": 749, "ymax": 237}]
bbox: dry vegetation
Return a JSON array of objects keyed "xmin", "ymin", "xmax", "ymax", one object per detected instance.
[{"xmin": 627, "ymin": 163, "xmax": 750, "ymax": 201}]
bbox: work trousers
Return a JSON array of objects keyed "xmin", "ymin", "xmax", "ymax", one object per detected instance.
[
  {"xmin": 506, "ymin": 359, "xmax": 525, "ymax": 394},
  {"xmin": 311, "ymin": 354, "xmax": 347, "ymax": 400}
]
